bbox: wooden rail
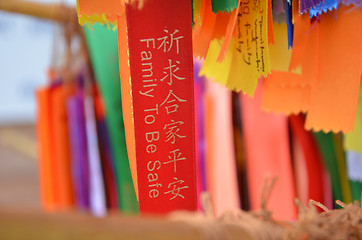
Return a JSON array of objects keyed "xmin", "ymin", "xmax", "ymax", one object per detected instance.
[
  {"xmin": 0, "ymin": 0, "xmax": 77, "ymax": 23},
  {"xmin": 0, "ymin": 208, "xmax": 204, "ymax": 240}
]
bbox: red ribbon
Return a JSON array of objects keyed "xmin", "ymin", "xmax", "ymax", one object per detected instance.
[{"xmin": 125, "ymin": 0, "xmax": 197, "ymax": 214}]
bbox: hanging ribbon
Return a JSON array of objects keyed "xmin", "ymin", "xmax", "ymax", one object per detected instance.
[{"xmin": 123, "ymin": 0, "xmax": 197, "ymax": 214}]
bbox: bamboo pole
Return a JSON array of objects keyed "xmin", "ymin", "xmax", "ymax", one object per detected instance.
[{"xmin": 0, "ymin": 0, "xmax": 77, "ymax": 23}]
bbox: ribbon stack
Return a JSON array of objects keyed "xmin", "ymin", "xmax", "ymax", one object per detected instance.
[{"xmin": 36, "ymin": 0, "xmax": 362, "ymax": 219}]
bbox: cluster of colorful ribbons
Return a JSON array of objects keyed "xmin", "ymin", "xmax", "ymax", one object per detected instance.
[
  {"xmin": 37, "ymin": 26, "xmax": 138, "ymax": 216},
  {"xmin": 36, "ymin": 0, "xmax": 362, "ymax": 219},
  {"xmin": 78, "ymin": 0, "xmax": 362, "ymax": 133}
]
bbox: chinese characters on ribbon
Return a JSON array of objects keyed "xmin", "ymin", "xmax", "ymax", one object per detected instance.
[
  {"xmin": 125, "ymin": 0, "xmax": 197, "ymax": 214},
  {"xmin": 236, "ymin": 0, "xmax": 271, "ymax": 78}
]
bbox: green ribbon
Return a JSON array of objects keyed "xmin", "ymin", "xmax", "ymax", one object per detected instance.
[
  {"xmin": 211, "ymin": 0, "xmax": 238, "ymax": 13},
  {"xmin": 83, "ymin": 24, "xmax": 139, "ymax": 213},
  {"xmin": 314, "ymin": 132, "xmax": 353, "ymax": 205}
]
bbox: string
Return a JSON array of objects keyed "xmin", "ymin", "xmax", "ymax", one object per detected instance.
[{"xmin": 169, "ymin": 175, "xmax": 362, "ymax": 239}]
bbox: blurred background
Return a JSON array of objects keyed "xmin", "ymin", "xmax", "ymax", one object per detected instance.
[
  {"xmin": 0, "ymin": 0, "xmax": 74, "ymax": 209},
  {"xmin": 1, "ymin": 0, "xmax": 360, "ymax": 221}
]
